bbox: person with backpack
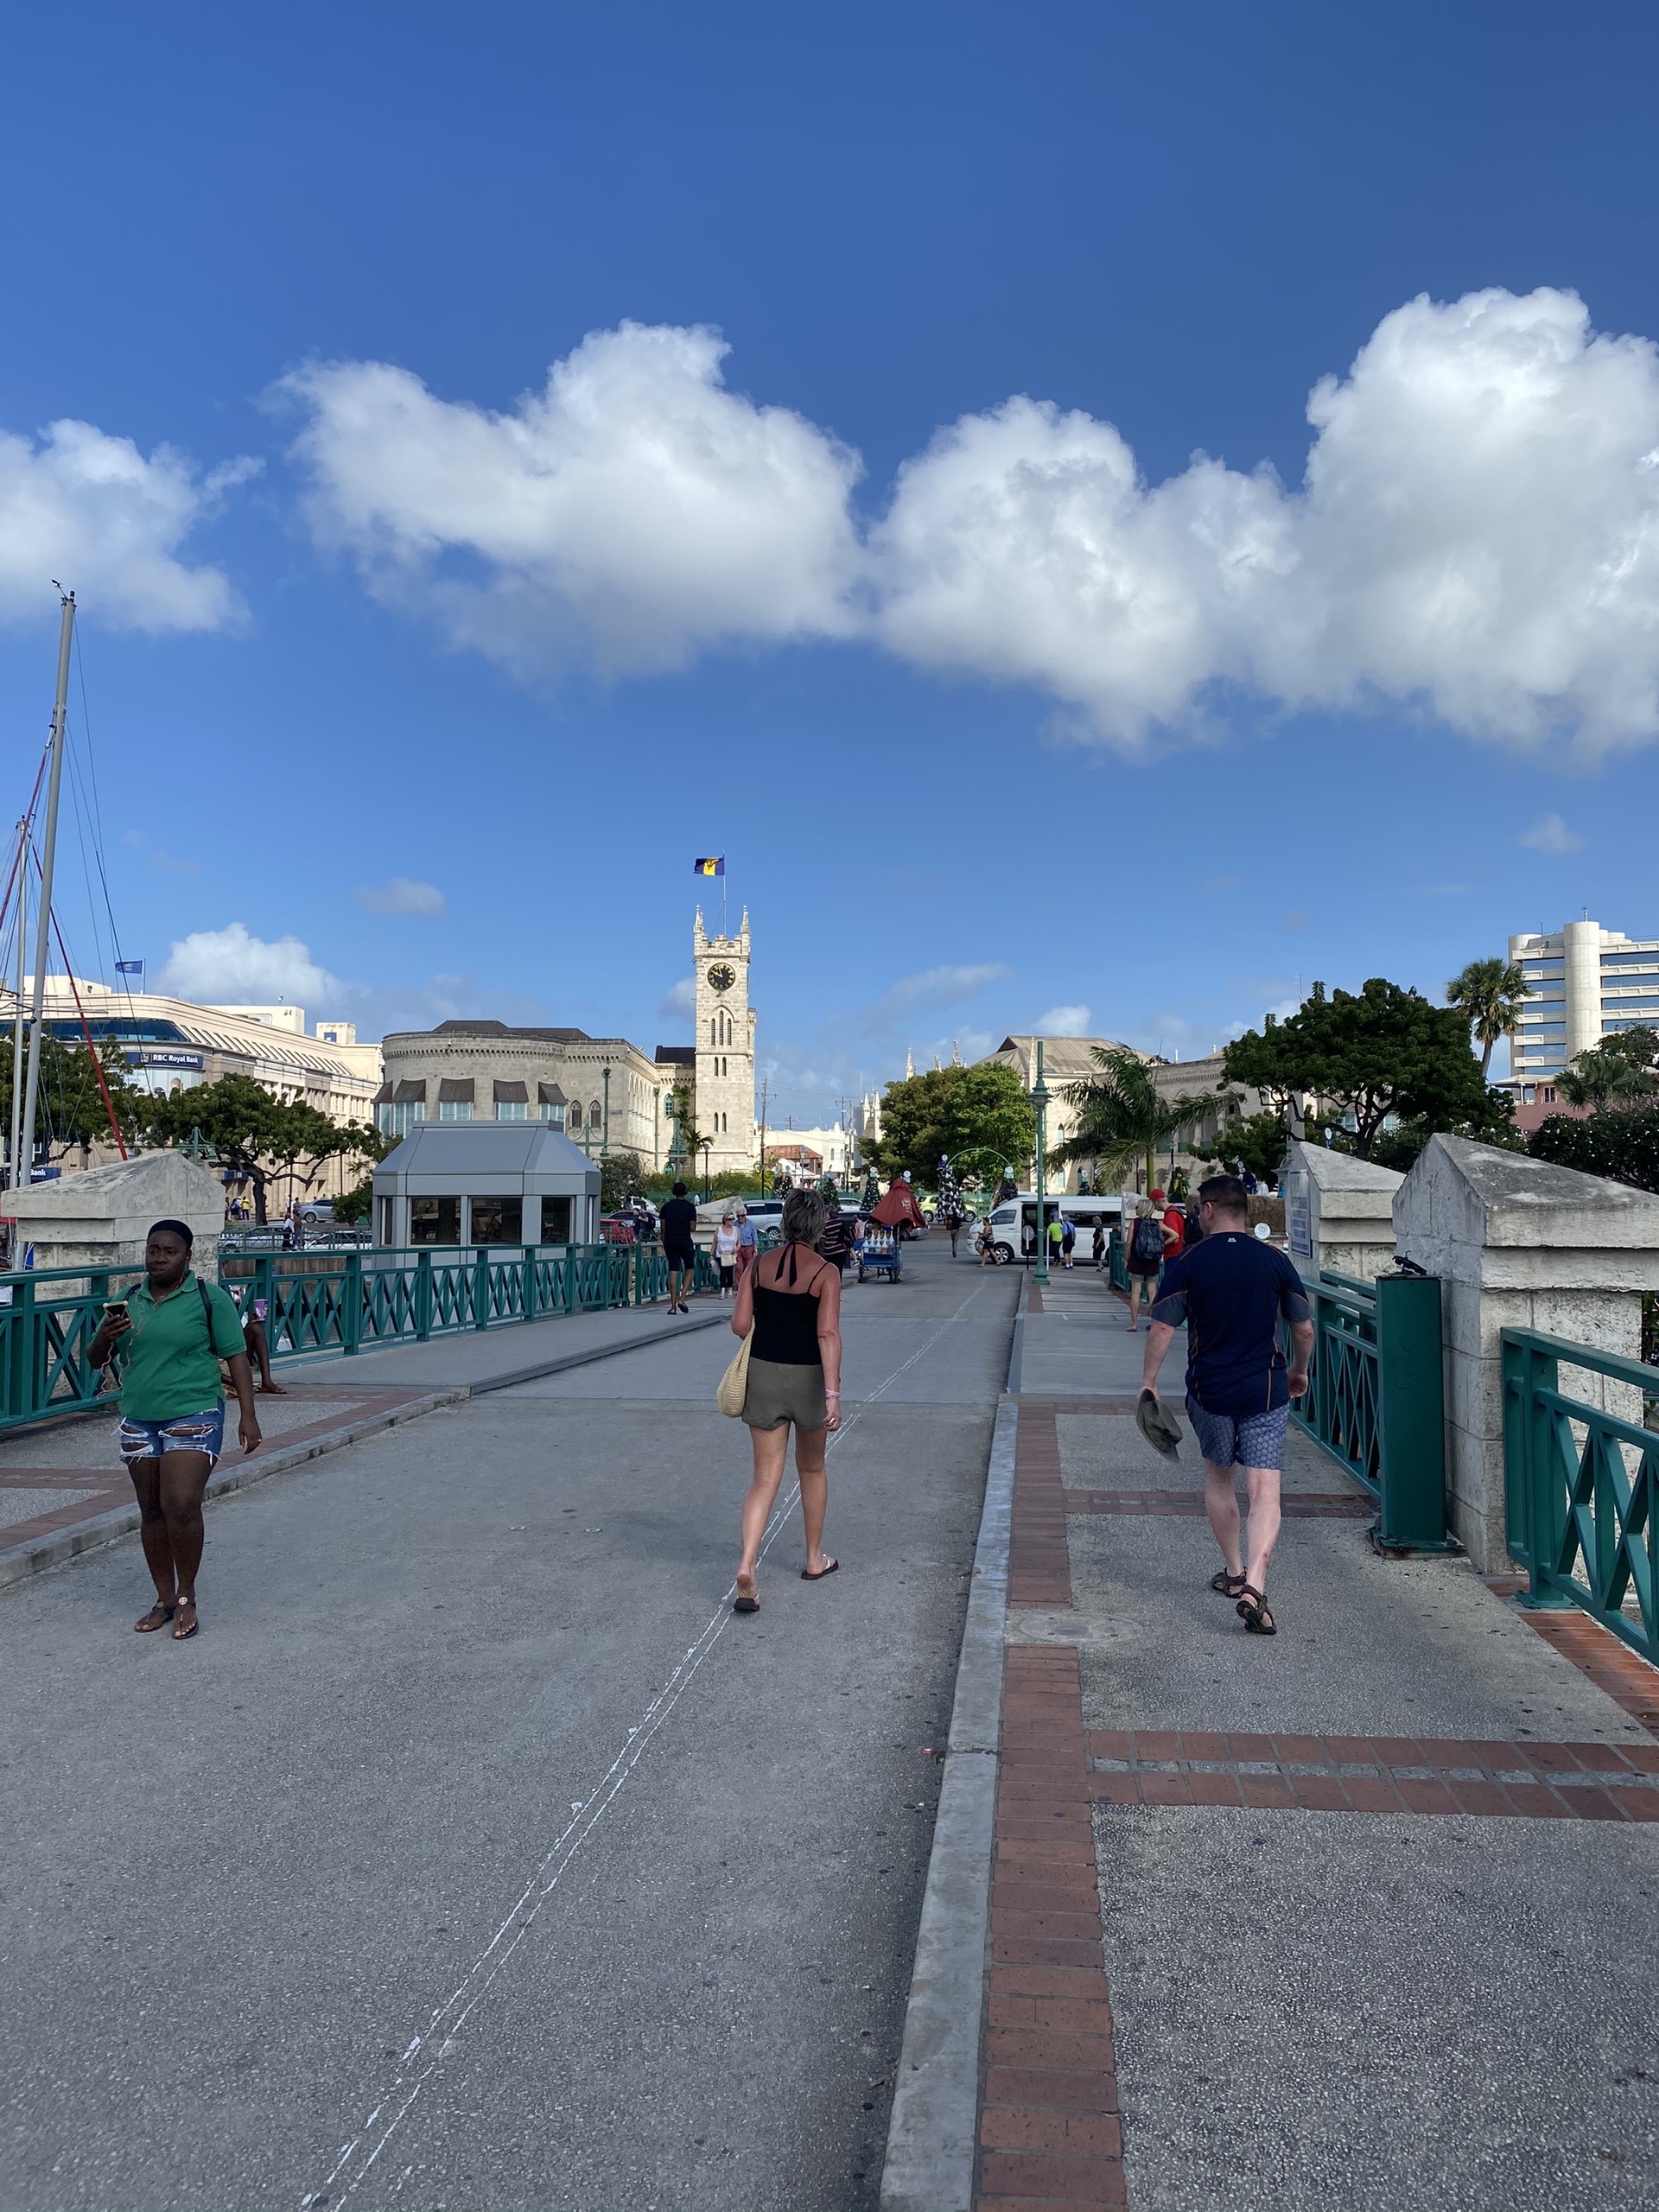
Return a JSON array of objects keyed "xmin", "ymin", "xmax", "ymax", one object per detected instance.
[
  {"xmin": 1125, "ymin": 1198, "xmax": 1166, "ymax": 1330},
  {"xmin": 86, "ymin": 1219, "xmax": 261, "ymax": 1641},
  {"xmin": 1060, "ymin": 1216, "xmax": 1077, "ymax": 1270},
  {"xmin": 1047, "ymin": 1212, "xmax": 1065, "ymax": 1269}
]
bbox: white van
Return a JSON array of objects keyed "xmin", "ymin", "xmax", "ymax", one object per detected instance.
[{"xmin": 982, "ymin": 1192, "xmax": 1124, "ymax": 1265}]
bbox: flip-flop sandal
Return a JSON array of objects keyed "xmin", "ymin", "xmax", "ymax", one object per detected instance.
[
  {"xmin": 134, "ymin": 1602, "xmax": 175, "ymax": 1634},
  {"xmin": 733, "ymin": 1580, "xmax": 760, "ymax": 1614},
  {"xmin": 1209, "ymin": 1571, "xmax": 1248, "ymax": 1599},
  {"xmin": 1235, "ymin": 1585, "xmax": 1276, "ymax": 1636},
  {"xmin": 801, "ymin": 1557, "xmax": 839, "ymax": 1581},
  {"xmin": 172, "ymin": 1601, "xmax": 200, "ymax": 1641}
]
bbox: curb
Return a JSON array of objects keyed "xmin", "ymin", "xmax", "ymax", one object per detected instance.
[
  {"xmin": 0, "ymin": 1388, "xmax": 467, "ymax": 1593},
  {"xmin": 880, "ymin": 1396, "xmax": 1015, "ymax": 2212}
]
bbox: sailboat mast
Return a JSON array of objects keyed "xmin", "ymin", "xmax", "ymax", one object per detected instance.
[
  {"xmin": 8, "ymin": 821, "xmax": 27, "ymax": 1192},
  {"xmin": 18, "ymin": 589, "xmax": 74, "ymax": 1182}
]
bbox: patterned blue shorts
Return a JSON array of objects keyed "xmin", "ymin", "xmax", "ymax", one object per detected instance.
[
  {"xmin": 1185, "ymin": 1395, "xmax": 1289, "ymax": 1472},
  {"xmin": 118, "ymin": 1405, "xmax": 226, "ymax": 1467}
]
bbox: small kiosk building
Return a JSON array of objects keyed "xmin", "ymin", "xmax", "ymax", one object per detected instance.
[{"xmin": 372, "ymin": 1122, "xmax": 601, "ymax": 1249}]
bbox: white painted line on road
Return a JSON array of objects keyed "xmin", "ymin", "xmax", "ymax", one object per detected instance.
[{"xmin": 300, "ymin": 1274, "xmax": 990, "ymax": 2208}]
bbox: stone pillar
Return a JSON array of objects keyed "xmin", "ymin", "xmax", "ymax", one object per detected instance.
[
  {"xmin": 1393, "ymin": 1135, "xmax": 1659, "ymax": 1571},
  {"xmin": 2, "ymin": 1150, "xmax": 226, "ymax": 1281},
  {"xmin": 1281, "ymin": 1139, "xmax": 1404, "ymax": 1289}
]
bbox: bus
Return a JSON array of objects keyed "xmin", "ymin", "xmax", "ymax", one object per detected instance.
[{"xmin": 982, "ymin": 1192, "xmax": 1125, "ymax": 1265}]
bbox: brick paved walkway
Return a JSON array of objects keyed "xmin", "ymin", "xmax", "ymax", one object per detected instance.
[{"xmin": 975, "ymin": 1397, "xmax": 1659, "ymax": 2211}]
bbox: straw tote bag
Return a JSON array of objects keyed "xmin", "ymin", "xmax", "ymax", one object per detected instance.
[{"xmin": 716, "ymin": 1330, "xmax": 753, "ymax": 1417}]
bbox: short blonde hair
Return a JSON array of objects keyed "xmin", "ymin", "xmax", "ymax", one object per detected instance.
[{"xmin": 1135, "ymin": 1198, "xmax": 1156, "ymax": 1219}]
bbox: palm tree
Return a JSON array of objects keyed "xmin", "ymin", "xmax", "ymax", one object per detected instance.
[
  {"xmin": 1446, "ymin": 958, "xmax": 1531, "ymax": 1077},
  {"xmin": 1557, "ymin": 1046, "xmax": 1659, "ymax": 1111},
  {"xmin": 1050, "ymin": 1048, "xmax": 1228, "ymax": 1192}
]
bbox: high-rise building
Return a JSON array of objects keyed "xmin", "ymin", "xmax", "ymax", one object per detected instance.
[{"xmin": 1508, "ymin": 918, "xmax": 1659, "ymax": 1084}]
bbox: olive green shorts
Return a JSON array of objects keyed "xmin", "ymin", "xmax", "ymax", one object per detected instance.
[{"xmin": 741, "ymin": 1357, "xmax": 829, "ymax": 1431}]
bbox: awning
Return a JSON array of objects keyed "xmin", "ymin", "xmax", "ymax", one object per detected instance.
[
  {"xmin": 437, "ymin": 1077, "xmax": 475, "ymax": 1104},
  {"xmin": 537, "ymin": 1082, "xmax": 567, "ymax": 1107},
  {"xmin": 374, "ymin": 1083, "xmax": 393, "ymax": 1104},
  {"xmin": 392, "ymin": 1078, "xmax": 428, "ymax": 1103},
  {"xmin": 493, "ymin": 1079, "xmax": 530, "ymax": 1104}
]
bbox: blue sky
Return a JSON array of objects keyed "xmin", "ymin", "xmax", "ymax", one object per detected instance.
[{"xmin": 3, "ymin": 1, "xmax": 1658, "ymax": 1120}]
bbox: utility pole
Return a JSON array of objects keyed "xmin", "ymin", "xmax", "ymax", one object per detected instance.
[
  {"xmin": 1032, "ymin": 1040, "xmax": 1051, "ymax": 1285},
  {"xmin": 20, "ymin": 591, "xmax": 73, "ymax": 1185},
  {"xmin": 8, "ymin": 820, "xmax": 28, "ymax": 1190},
  {"xmin": 756, "ymin": 1075, "xmax": 770, "ymax": 1194}
]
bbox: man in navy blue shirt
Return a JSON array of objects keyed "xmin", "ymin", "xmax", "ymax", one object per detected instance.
[{"xmin": 1140, "ymin": 1175, "xmax": 1313, "ymax": 1637}]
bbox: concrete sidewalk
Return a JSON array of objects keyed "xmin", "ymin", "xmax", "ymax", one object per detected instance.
[
  {"xmin": 976, "ymin": 1400, "xmax": 1659, "ymax": 2211},
  {"xmin": 0, "ymin": 1292, "xmax": 731, "ymax": 1586},
  {"xmin": 1009, "ymin": 1268, "xmax": 1144, "ymax": 1399}
]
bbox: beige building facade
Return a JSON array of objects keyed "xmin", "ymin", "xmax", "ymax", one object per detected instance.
[
  {"xmin": 692, "ymin": 907, "xmax": 758, "ymax": 1178},
  {"xmin": 377, "ymin": 1022, "xmax": 677, "ymax": 1164}
]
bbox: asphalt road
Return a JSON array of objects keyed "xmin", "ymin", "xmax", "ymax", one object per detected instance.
[{"xmin": 0, "ymin": 1242, "xmax": 1020, "ymax": 2212}]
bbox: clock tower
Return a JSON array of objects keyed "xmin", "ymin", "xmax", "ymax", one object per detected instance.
[{"xmin": 692, "ymin": 906, "xmax": 756, "ymax": 1179}]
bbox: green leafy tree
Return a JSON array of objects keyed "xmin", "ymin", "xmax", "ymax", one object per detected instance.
[
  {"xmin": 866, "ymin": 1062, "xmax": 1036, "ymax": 1189},
  {"xmin": 1556, "ymin": 1026, "xmax": 1659, "ymax": 1110},
  {"xmin": 1529, "ymin": 1104, "xmax": 1659, "ymax": 1191},
  {"xmin": 142, "ymin": 1075, "xmax": 383, "ymax": 1223},
  {"xmin": 1223, "ymin": 978, "xmax": 1497, "ymax": 1160},
  {"xmin": 332, "ymin": 1175, "xmax": 374, "ymax": 1224},
  {"xmin": 0, "ymin": 1029, "xmax": 148, "ymax": 1164},
  {"xmin": 1050, "ymin": 1048, "xmax": 1225, "ymax": 1190},
  {"xmin": 1191, "ymin": 1107, "xmax": 1289, "ymax": 1190},
  {"xmin": 1446, "ymin": 957, "xmax": 1532, "ymax": 1077},
  {"xmin": 601, "ymin": 1150, "xmax": 647, "ymax": 1212}
]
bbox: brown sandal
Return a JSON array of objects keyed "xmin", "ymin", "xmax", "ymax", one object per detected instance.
[
  {"xmin": 1210, "ymin": 1571, "xmax": 1247, "ymax": 1599},
  {"xmin": 1236, "ymin": 1585, "xmax": 1276, "ymax": 1636}
]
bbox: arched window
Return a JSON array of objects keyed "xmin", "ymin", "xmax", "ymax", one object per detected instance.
[{"xmin": 588, "ymin": 1102, "xmax": 602, "ymax": 1128}]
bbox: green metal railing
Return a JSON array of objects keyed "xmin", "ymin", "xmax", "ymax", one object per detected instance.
[
  {"xmin": 1502, "ymin": 1326, "xmax": 1659, "ymax": 1660},
  {"xmin": 0, "ymin": 1237, "xmax": 736, "ymax": 1436},
  {"xmin": 1293, "ymin": 1268, "xmax": 1449, "ymax": 1552}
]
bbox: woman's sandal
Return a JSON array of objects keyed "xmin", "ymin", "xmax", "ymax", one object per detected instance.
[
  {"xmin": 172, "ymin": 1599, "xmax": 200, "ymax": 1641},
  {"xmin": 1235, "ymin": 1585, "xmax": 1276, "ymax": 1636},
  {"xmin": 1209, "ymin": 1571, "xmax": 1248, "ymax": 1599},
  {"xmin": 733, "ymin": 1576, "xmax": 760, "ymax": 1615},
  {"xmin": 134, "ymin": 1601, "xmax": 175, "ymax": 1634},
  {"xmin": 801, "ymin": 1557, "xmax": 839, "ymax": 1582}
]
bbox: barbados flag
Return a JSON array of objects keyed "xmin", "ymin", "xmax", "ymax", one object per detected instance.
[{"xmin": 694, "ymin": 856, "xmax": 725, "ymax": 876}]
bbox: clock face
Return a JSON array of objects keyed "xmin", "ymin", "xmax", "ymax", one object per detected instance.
[{"xmin": 708, "ymin": 963, "xmax": 737, "ymax": 994}]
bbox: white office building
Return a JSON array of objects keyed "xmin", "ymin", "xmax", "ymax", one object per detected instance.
[{"xmin": 1508, "ymin": 919, "xmax": 1659, "ymax": 1084}]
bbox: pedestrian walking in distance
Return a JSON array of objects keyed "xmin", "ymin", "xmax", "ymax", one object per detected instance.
[
  {"xmin": 715, "ymin": 1210, "xmax": 739, "ymax": 1294},
  {"xmin": 658, "ymin": 1180, "xmax": 698, "ymax": 1313},
  {"xmin": 86, "ymin": 1220, "xmax": 263, "ymax": 1641},
  {"xmin": 1125, "ymin": 1198, "xmax": 1164, "ymax": 1330},
  {"xmin": 1092, "ymin": 1218, "xmax": 1107, "ymax": 1273},
  {"xmin": 1138, "ymin": 1175, "xmax": 1313, "ymax": 1636},
  {"xmin": 729, "ymin": 1185, "xmax": 843, "ymax": 1613},
  {"xmin": 734, "ymin": 1200, "xmax": 756, "ymax": 1288}
]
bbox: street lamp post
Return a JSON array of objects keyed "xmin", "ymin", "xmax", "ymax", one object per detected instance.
[
  {"xmin": 1032, "ymin": 1040, "xmax": 1051, "ymax": 1285},
  {"xmin": 701, "ymin": 1139, "xmax": 713, "ymax": 1201},
  {"xmin": 601, "ymin": 1065, "xmax": 611, "ymax": 1160}
]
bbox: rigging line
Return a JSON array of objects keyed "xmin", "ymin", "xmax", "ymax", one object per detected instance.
[
  {"xmin": 66, "ymin": 749, "xmax": 111, "ymax": 989},
  {"xmin": 0, "ymin": 755, "xmax": 51, "ymax": 951},
  {"xmin": 70, "ymin": 626, "xmax": 130, "ymax": 986},
  {"xmin": 23, "ymin": 843, "xmax": 129, "ymax": 1160}
]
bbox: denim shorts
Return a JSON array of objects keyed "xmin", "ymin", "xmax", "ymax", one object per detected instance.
[
  {"xmin": 1185, "ymin": 1395, "xmax": 1289, "ymax": 1472},
  {"xmin": 118, "ymin": 1404, "xmax": 226, "ymax": 1467}
]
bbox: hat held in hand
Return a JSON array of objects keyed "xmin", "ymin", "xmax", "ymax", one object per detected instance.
[{"xmin": 1135, "ymin": 1389, "xmax": 1182, "ymax": 1460}]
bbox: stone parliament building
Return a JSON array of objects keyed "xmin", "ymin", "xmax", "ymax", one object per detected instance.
[{"xmin": 376, "ymin": 908, "xmax": 757, "ymax": 1179}]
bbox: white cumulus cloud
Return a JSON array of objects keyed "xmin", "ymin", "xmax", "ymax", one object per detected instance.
[
  {"xmin": 0, "ymin": 422, "xmax": 254, "ymax": 632},
  {"xmin": 1518, "ymin": 811, "xmax": 1586, "ymax": 854},
  {"xmin": 159, "ymin": 922, "xmax": 342, "ymax": 1007},
  {"xmin": 873, "ymin": 287, "xmax": 1659, "ymax": 754},
  {"xmin": 282, "ymin": 321, "xmax": 862, "ymax": 677},
  {"xmin": 1034, "ymin": 1005, "xmax": 1092, "ymax": 1035},
  {"xmin": 658, "ymin": 975, "xmax": 696, "ymax": 1022},
  {"xmin": 354, "ymin": 876, "xmax": 447, "ymax": 917}
]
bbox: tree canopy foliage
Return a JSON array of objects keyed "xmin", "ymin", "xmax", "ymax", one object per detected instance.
[
  {"xmin": 1052, "ymin": 1049, "xmax": 1226, "ymax": 1190},
  {"xmin": 1529, "ymin": 1106, "xmax": 1659, "ymax": 1192},
  {"xmin": 142, "ymin": 1075, "xmax": 384, "ymax": 1222},
  {"xmin": 0, "ymin": 1031, "xmax": 147, "ymax": 1163},
  {"xmin": 1556, "ymin": 1026, "xmax": 1659, "ymax": 1110},
  {"xmin": 1191, "ymin": 1108, "xmax": 1289, "ymax": 1189},
  {"xmin": 866, "ymin": 1061, "xmax": 1036, "ymax": 1189},
  {"xmin": 1223, "ymin": 978, "xmax": 1502, "ymax": 1160}
]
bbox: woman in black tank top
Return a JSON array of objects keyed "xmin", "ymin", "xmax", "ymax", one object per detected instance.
[{"xmin": 728, "ymin": 1185, "xmax": 844, "ymax": 1613}]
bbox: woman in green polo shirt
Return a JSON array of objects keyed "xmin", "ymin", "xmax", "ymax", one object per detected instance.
[{"xmin": 87, "ymin": 1219, "xmax": 261, "ymax": 1641}]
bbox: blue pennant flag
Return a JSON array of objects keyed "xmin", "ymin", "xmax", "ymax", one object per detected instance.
[{"xmin": 115, "ymin": 960, "xmax": 144, "ymax": 976}]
